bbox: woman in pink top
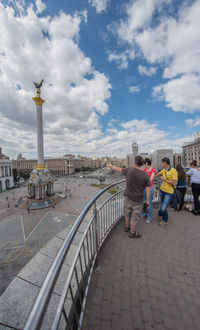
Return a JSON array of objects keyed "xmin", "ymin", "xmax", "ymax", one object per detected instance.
[{"xmin": 142, "ymin": 158, "xmax": 156, "ymax": 223}]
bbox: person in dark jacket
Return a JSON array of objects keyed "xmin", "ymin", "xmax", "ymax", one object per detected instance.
[
  {"xmin": 186, "ymin": 160, "xmax": 200, "ymax": 215},
  {"xmin": 176, "ymin": 165, "xmax": 187, "ymax": 211}
]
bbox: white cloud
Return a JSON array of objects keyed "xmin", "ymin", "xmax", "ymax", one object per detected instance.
[
  {"xmin": 81, "ymin": 9, "xmax": 88, "ymax": 23},
  {"xmin": 88, "ymin": 0, "xmax": 109, "ymax": 13},
  {"xmin": 108, "ymin": 49, "xmax": 134, "ymax": 69},
  {"xmin": 107, "ymin": 119, "xmax": 118, "ymax": 127},
  {"xmin": 116, "ymin": 0, "xmax": 169, "ymax": 44},
  {"xmin": 0, "ymin": 2, "xmax": 112, "ymax": 158},
  {"xmin": 0, "ymin": 1, "xmax": 195, "ymax": 160},
  {"xmin": 138, "ymin": 65, "xmax": 157, "ymax": 76},
  {"xmin": 109, "ymin": 0, "xmax": 200, "ymax": 113},
  {"xmin": 186, "ymin": 118, "xmax": 200, "ymax": 128},
  {"xmin": 6, "ymin": 0, "xmax": 26, "ymax": 14},
  {"xmin": 129, "ymin": 85, "xmax": 140, "ymax": 93},
  {"xmin": 35, "ymin": 0, "xmax": 46, "ymax": 14},
  {"xmin": 153, "ymin": 75, "xmax": 200, "ymax": 112}
]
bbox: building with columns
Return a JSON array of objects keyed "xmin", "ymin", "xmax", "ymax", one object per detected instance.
[
  {"xmin": 182, "ymin": 134, "xmax": 200, "ymax": 167},
  {"xmin": 173, "ymin": 153, "xmax": 183, "ymax": 168},
  {"xmin": 0, "ymin": 148, "xmax": 14, "ymax": 191},
  {"xmin": 13, "ymin": 157, "xmax": 74, "ymax": 176}
]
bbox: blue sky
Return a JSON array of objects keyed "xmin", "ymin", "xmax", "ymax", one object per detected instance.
[{"xmin": 1, "ymin": 0, "xmax": 200, "ymax": 159}]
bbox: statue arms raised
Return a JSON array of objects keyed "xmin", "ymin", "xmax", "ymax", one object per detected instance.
[{"xmin": 33, "ymin": 79, "xmax": 44, "ymax": 89}]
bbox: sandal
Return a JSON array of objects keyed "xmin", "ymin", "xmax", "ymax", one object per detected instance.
[
  {"xmin": 129, "ymin": 231, "xmax": 142, "ymax": 239},
  {"xmin": 124, "ymin": 226, "xmax": 130, "ymax": 232}
]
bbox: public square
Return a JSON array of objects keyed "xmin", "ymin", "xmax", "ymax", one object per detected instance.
[{"xmin": 0, "ymin": 170, "xmax": 118, "ymax": 296}]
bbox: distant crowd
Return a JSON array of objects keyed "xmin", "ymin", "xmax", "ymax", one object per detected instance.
[{"xmin": 107, "ymin": 156, "xmax": 200, "ymax": 238}]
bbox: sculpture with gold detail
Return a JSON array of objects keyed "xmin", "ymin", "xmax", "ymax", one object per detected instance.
[
  {"xmin": 27, "ymin": 79, "xmax": 54, "ymax": 200},
  {"xmin": 32, "ymin": 79, "xmax": 45, "ymax": 106}
]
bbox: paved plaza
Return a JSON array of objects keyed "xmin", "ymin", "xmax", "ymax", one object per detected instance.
[
  {"xmin": 82, "ymin": 208, "xmax": 200, "ymax": 330},
  {"xmin": 0, "ymin": 172, "xmax": 115, "ymax": 296},
  {"xmin": 1, "ymin": 172, "xmax": 200, "ymax": 329}
]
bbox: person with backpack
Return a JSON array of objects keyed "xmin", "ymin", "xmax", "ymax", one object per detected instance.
[{"xmin": 175, "ymin": 165, "xmax": 187, "ymax": 211}]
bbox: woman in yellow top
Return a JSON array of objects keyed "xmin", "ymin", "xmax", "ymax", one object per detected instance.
[{"xmin": 156, "ymin": 157, "xmax": 178, "ymax": 225}]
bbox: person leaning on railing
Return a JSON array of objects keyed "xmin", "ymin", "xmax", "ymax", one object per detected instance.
[
  {"xmin": 106, "ymin": 155, "xmax": 150, "ymax": 239},
  {"xmin": 186, "ymin": 160, "xmax": 200, "ymax": 215}
]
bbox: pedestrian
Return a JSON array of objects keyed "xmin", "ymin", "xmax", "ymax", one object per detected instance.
[
  {"xmin": 186, "ymin": 160, "xmax": 200, "ymax": 215},
  {"xmin": 107, "ymin": 156, "xmax": 150, "ymax": 238},
  {"xmin": 156, "ymin": 157, "xmax": 178, "ymax": 225},
  {"xmin": 175, "ymin": 165, "xmax": 187, "ymax": 211},
  {"xmin": 142, "ymin": 158, "xmax": 156, "ymax": 223}
]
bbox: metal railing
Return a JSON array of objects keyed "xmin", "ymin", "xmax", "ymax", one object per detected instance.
[
  {"xmin": 24, "ymin": 179, "xmax": 126, "ymax": 330},
  {"xmin": 23, "ymin": 178, "xmax": 195, "ymax": 330}
]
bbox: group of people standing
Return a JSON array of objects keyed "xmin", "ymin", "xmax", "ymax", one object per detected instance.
[{"xmin": 107, "ymin": 155, "xmax": 200, "ymax": 239}]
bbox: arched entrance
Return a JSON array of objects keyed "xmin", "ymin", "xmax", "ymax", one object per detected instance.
[{"xmin": 5, "ymin": 179, "xmax": 10, "ymax": 189}]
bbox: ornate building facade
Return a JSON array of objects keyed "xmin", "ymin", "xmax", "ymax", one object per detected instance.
[
  {"xmin": 182, "ymin": 134, "xmax": 200, "ymax": 167},
  {"xmin": 13, "ymin": 157, "xmax": 74, "ymax": 176},
  {"xmin": 0, "ymin": 148, "xmax": 14, "ymax": 191}
]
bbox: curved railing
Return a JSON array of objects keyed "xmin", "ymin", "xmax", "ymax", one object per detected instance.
[
  {"xmin": 24, "ymin": 179, "xmax": 126, "ymax": 330},
  {"xmin": 23, "ymin": 176, "xmax": 195, "ymax": 329}
]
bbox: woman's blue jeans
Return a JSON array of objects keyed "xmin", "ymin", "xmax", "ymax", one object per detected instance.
[
  {"xmin": 158, "ymin": 190, "xmax": 173, "ymax": 222},
  {"xmin": 142, "ymin": 187, "xmax": 154, "ymax": 221}
]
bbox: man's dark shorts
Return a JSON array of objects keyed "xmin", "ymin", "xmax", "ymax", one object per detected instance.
[{"xmin": 124, "ymin": 196, "xmax": 143, "ymax": 222}]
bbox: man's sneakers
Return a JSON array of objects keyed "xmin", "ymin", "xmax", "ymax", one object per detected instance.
[
  {"xmin": 157, "ymin": 215, "xmax": 162, "ymax": 223},
  {"xmin": 159, "ymin": 221, "xmax": 168, "ymax": 225},
  {"xmin": 146, "ymin": 219, "xmax": 151, "ymax": 224}
]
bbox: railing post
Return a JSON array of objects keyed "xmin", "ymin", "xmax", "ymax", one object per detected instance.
[{"xmin": 93, "ymin": 201, "xmax": 99, "ymax": 269}]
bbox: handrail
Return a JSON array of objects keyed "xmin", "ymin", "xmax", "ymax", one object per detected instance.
[
  {"xmin": 24, "ymin": 178, "xmax": 193, "ymax": 329},
  {"xmin": 24, "ymin": 179, "xmax": 126, "ymax": 330}
]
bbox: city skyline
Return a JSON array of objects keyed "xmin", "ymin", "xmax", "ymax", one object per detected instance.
[{"xmin": 1, "ymin": 0, "xmax": 200, "ymax": 159}]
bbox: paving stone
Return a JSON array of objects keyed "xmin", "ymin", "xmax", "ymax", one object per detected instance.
[
  {"xmin": 101, "ymin": 300, "xmax": 112, "ymax": 321},
  {"xmin": 82, "ymin": 210, "xmax": 200, "ymax": 329},
  {"xmin": 111, "ymin": 313, "xmax": 123, "ymax": 330},
  {"xmin": 100, "ymin": 320, "xmax": 112, "ymax": 330},
  {"xmin": 103, "ymin": 284, "xmax": 112, "ymax": 301},
  {"xmin": 0, "ymin": 277, "xmax": 39, "ymax": 329},
  {"xmin": 17, "ymin": 252, "xmax": 53, "ymax": 286}
]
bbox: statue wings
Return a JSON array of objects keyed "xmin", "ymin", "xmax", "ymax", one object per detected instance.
[{"xmin": 33, "ymin": 79, "xmax": 44, "ymax": 89}]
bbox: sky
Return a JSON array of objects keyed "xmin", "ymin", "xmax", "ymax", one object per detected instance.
[{"xmin": 1, "ymin": 0, "xmax": 200, "ymax": 160}]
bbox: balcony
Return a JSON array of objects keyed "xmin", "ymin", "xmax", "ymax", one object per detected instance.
[{"xmin": 0, "ymin": 180, "xmax": 199, "ymax": 329}]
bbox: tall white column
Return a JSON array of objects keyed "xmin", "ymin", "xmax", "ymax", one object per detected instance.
[
  {"xmin": 36, "ymin": 104, "xmax": 44, "ymax": 166},
  {"xmin": 32, "ymin": 92, "xmax": 45, "ymax": 171}
]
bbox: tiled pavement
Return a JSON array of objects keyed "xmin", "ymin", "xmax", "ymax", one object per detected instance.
[
  {"xmin": 82, "ymin": 209, "xmax": 200, "ymax": 330},
  {"xmin": 0, "ymin": 181, "xmax": 102, "ymax": 296}
]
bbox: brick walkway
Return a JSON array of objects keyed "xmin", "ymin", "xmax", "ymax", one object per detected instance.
[{"xmin": 82, "ymin": 209, "xmax": 200, "ymax": 330}]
